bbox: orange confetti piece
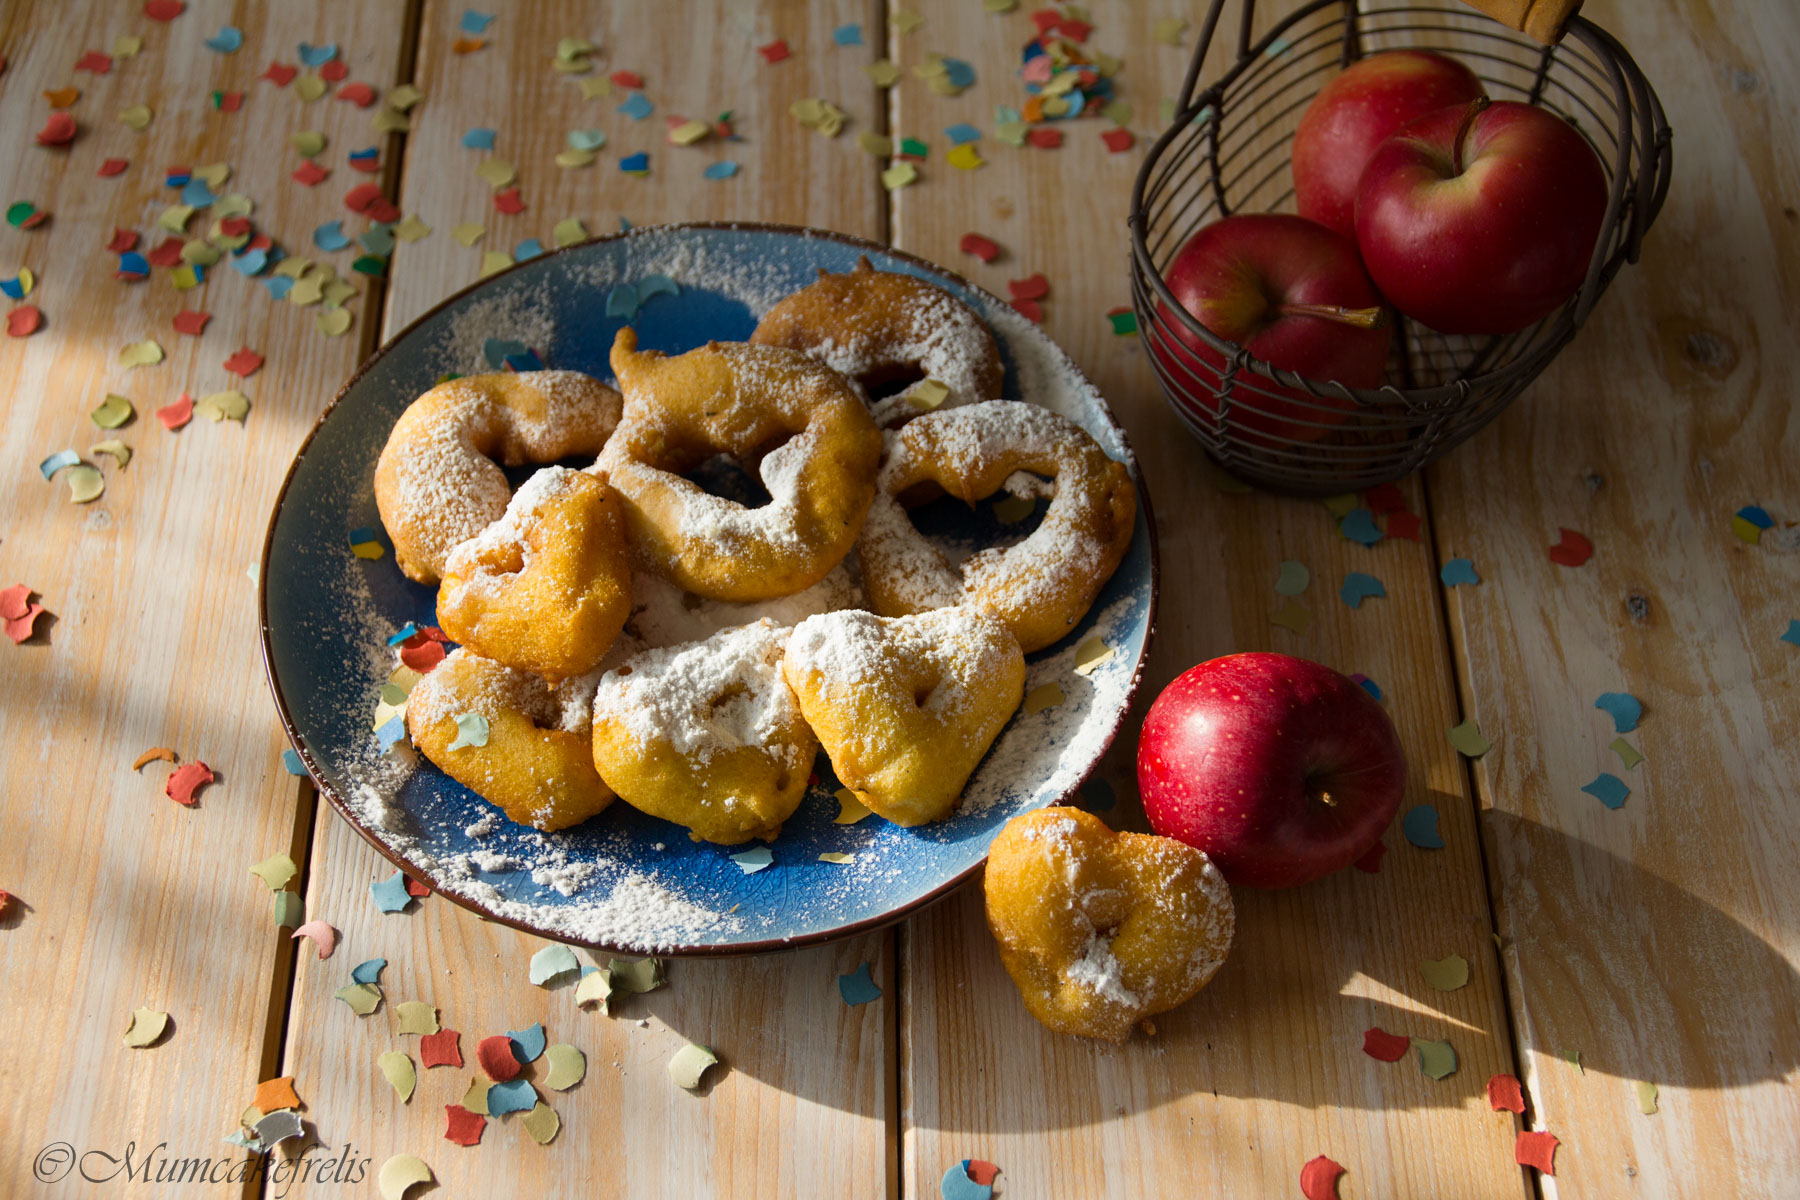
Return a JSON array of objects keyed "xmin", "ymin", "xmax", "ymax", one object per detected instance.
[
  {"xmin": 452, "ymin": 37, "xmax": 486, "ymax": 54},
  {"xmin": 6, "ymin": 306, "xmax": 43, "ymax": 337},
  {"xmin": 253, "ymin": 1075, "xmax": 302, "ymax": 1114},
  {"xmin": 132, "ymin": 746, "xmax": 178, "ymax": 771}
]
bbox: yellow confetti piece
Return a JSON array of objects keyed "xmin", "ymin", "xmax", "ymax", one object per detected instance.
[
  {"xmin": 1321, "ymin": 492, "xmax": 1359, "ymax": 518},
  {"xmin": 461, "ymin": 1077, "xmax": 490, "ymax": 1115},
  {"xmin": 394, "ymin": 1000, "xmax": 439, "ymax": 1035},
  {"xmin": 12, "ymin": 267, "xmax": 33, "ymax": 298},
  {"xmin": 892, "ymin": 8, "xmax": 924, "ymax": 33},
  {"xmin": 387, "ymin": 83, "xmax": 425, "ymax": 112},
  {"xmin": 114, "ymin": 34, "xmax": 143, "ymax": 58},
  {"xmin": 476, "ymin": 159, "xmax": 517, "ymax": 189},
  {"xmin": 1635, "ymin": 1080, "xmax": 1659, "ymax": 1115},
  {"xmin": 376, "ymin": 1155, "xmax": 432, "ymax": 1200},
  {"xmin": 1563, "ymin": 1049, "xmax": 1584, "ymax": 1073},
  {"xmin": 66, "ymin": 465, "xmax": 104, "ymax": 503},
  {"xmin": 158, "ymin": 205, "xmax": 195, "ymax": 233},
  {"xmin": 194, "ymin": 162, "xmax": 231, "ymax": 190},
  {"xmin": 669, "ymin": 119, "xmax": 711, "ymax": 146},
  {"xmin": 521, "ymin": 1100, "xmax": 561, "ymax": 1144},
  {"xmin": 350, "ymin": 539, "xmax": 385, "ymax": 560},
  {"xmin": 574, "ymin": 967, "xmax": 613, "ymax": 1013},
  {"xmin": 1610, "ymin": 737, "xmax": 1645, "ymax": 769},
  {"xmin": 91, "ymin": 440, "xmax": 130, "ymax": 468},
  {"xmin": 1023, "ymin": 682, "xmax": 1065, "ymax": 715},
  {"xmin": 881, "ymin": 162, "xmax": 919, "ymax": 190},
  {"xmin": 122, "ymin": 1007, "xmax": 169, "ymax": 1048},
  {"xmin": 947, "ymin": 143, "xmax": 984, "ymax": 170},
  {"xmin": 544, "ymin": 1044, "xmax": 586, "ymax": 1090},
  {"xmin": 833, "ymin": 788, "xmax": 872, "ymax": 825},
  {"xmin": 371, "ymin": 109, "xmax": 410, "ymax": 134},
  {"xmin": 194, "ymin": 391, "xmax": 250, "ymax": 422},
  {"xmin": 551, "ymin": 56, "xmax": 590, "ymax": 75},
  {"xmin": 909, "ymin": 379, "xmax": 949, "ymax": 411},
  {"xmin": 394, "ymin": 215, "xmax": 432, "ymax": 242},
  {"xmin": 669, "ymin": 1043, "xmax": 718, "ymax": 1090},
  {"xmin": 170, "ymin": 264, "xmax": 202, "ymax": 291},
  {"xmin": 323, "ymin": 279, "xmax": 356, "ymax": 306},
  {"xmin": 857, "ymin": 132, "xmax": 893, "ymax": 157},
  {"xmin": 290, "ymin": 130, "xmax": 327, "ymax": 157},
  {"xmin": 1270, "ymin": 598, "xmax": 1311, "ymax": 634},
  {"xmin": 180, "ymin": 241, "xmax": 222, "ymax": 266},
  {"xmin": 249, "ymin": 854, "xmax": 298, "ymax": 890},
  {"xmin": 378, "ymin": 1051, "xmax": 416, "ymax": 1103},
  {"xmin": 480, "ymin": 250, "xmax": 513, "ymax": 278},
  {"xmin": 1421, "ymin": 954, "xmax": 1470, "ymax": 991},
  {"xmin": 275, "ymin": 256, "xmax": 311, "ymax": 279},
  {"xmin": 90, "ymin": 394, "xmax": 134, "ymax": 429},
  {"xmin": 995, "ymin": 121, "xmax": 1028, "ymax": 147},
  {"xmin": 1447, "ymin": 720, "xmax": 1492, "ymax": 758},
  {"xmin": 335, "ymin": 982, "xmax": 382, "ymax": 1014},
  {"xmin": 992, "ymin": 493, "xmax": 1034, "ymax": 524},
  {"xmin": 1154, "ymin": 17, "xmax": 1188, "ymax": 46},
  {"xmin": 288, "ymin": 275, "xmax": 325, "ymax": 306},
  {"xmin": 913, "ymin": 55, "xmax": 947, "ymax": 81},
  {"xmin": 120, "ymin": 103, "xmax": 153, "ymax": 131},
  {"xmin": 451, "ymin": 223, "xmax": 486, "ymax": 248},
  {"xmin": 294, "ymin": 75, "xmax": 327, "ymax": 102},
  {"xmin": 119, "ymin": 339, "xmax": 164, "ymax": 367},
  {"xmin": 554, "ymin": 148, "xmax": 597, "ymax": 168},
  {"xmin": 552, "ymin": 217, "xmax": 589, "ymax": 247},
  {"xmin": 1092, "ymin": 50, "xmax": 1121, "ymax": 76},
  {"xmin": 818, "ymin": 852, "xmax": 856, "ymax": 865},
  {"xmin": 789, "ymin": 97, "xmax": 847, "ymax": 136},
  {"xmin": 578, "ymin": 76, "xmax": 613, "ymax": 99},
  {"xmin": 865, "ymin": 59, "xmax": 901, "ymax": 87},
  {"xmin": 1073, "ymin": 637, "xmax": 1115, "ymax": 676},
  {"xmin": 317, "ymin": 308, "xmax": 353, "ymax": 337},
  {"xmin": 929, "ymin": 75, "xmax": 966, "ymax": 97},
  {"xmin": 1102, "ymin": 100, "xmax": 1134, "ymax": 127}
]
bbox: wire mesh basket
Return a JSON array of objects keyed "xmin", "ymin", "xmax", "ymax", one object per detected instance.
[{"xmin": 1128, "ymin": 0, "xmax": 1672, "ymax": 493}]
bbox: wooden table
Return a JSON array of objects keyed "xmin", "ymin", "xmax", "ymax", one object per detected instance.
[{"xmin": 2, "ymin": 1, "xmax": 1794, "ymax": 1196}]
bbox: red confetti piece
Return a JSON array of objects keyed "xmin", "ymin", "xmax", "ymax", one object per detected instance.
[
  {"xmin": 1352, "ymin": 839, "xmax": 1386, "ymax": 873},
  {"xmin": 165, "ymin": 761, "xmax": 214, "ymax": 806},
  {"xmin": 217, "ymin": 91, "xmax": 243, "ymax": 112},
  {"xmin": 36, "ymin": 112, "xmax": 78, "ymax": 147},
  {"xmin": 223, "ymin": 347, "xmax": 264, "ymax": 377},
  {"xmin": 414, "ymin": 625, "xmax": 452, "ymax": 645},
  {"xmin": 318, "ymin": 59, "xmax": 348, "ymax": 83},
  {"xmin": 476, "ymin": 1035, "xmax": 522, "ymax": 1082},
  {"xmin": 1058, "ymin": 18, "xmax": 1093, "ymax": 40},
  {"xmin": 420, "ymin": 1029, "xmax": 463, "ymax": 1069},
  {"xmin": 1487, "ymin": 1073, "xmax": 1526, "ymax": 1114},
  {"xmin": 1010, "ymin": 298, "xmax": 1043, "ymax": 323},
  {"xmin": 144, "ymin": 0, "xmax": 185, "ymax": 18},
  {"xmin": 757, "ymin": 39, "xmax": 790, "ymax": 63},
  {"xmin": 1548, "ymin": 527, "xmax": 1593, "ymax": 567},
  {"xmin": 260, "ymin": 61, "xmax": 297, "ymax": 86},
  {"xmin": 404, "ymin": 875, "xmax": 430, "ymax": 897},
  {"xmin": 157, "ymin": 393, "xmax": 194, "ymax": 430},
  {"xmin": 1515, "ymin": 1130, "xmax": 1559, "ymax": 1175},
  {"xmin": 966, "ymin": 1161, "xmax": 999, "ymax": 1186},
  {"xmin": 337, "ymin": 82, "xmax": 376, "ymax": 107},
  {"xmin": 2, "ymin": 584, "xmax": 45, "ymax": 644},
  {"xmin": 107, "ymin": 228, "xmax": 139, "ymax": 253},
  {"xmin": 959, "ymin": 233, "xmax": 1000, "ymax": 262},
  {"xmin": 0, "ymin": 889, "xmax": 10, "ymax": 916},
  {"xmin": 6, "ymin": 307, "xmax": 42, "ymax": 337},
  {"xmin": 367, "ymin": 198, "xmax": 401, "ymax": 223},
  {"xmin": 18, "ymin": 209, "xmax": 48, "ymax": 230},
  {"xmin": 1026, "ymin": 127, "xmax": 1063, "ymax": 149},
  {"xmin": 220, "ymin": 216, "xmax": 252, "ymax": 236},
  {"xmin": 443, "ymin": 1104, "xmax": 486, "ymax": 1147},
  {"xmin": 98, "ymin": 157, "xmax": 129, "ymax": 177},
  {"xmin": 1363, "ymin": 481, "xmax": 1406, "ymax": 514},
  {"xmin": 1008, "ymin": 273, "xmax": 1049, "ymax": 301},
  {"xmin": 1029, "ymin": 9, "xmax": 1061, "ymax": 34},
  {"xmin": 75, "ymin": 51, "xmax": 113, "ymax": 74},
  {"xmin": 1299, "ymin": 1156, "xmax": 1345, "ymax": 1200},
  {"xmin": 147, "ymin": 238, "xmax": 186, "ymax": 268},
  {"xmin": 1361, "ymin": 1027, "xmax": 1410, "ymax": 1061},
  {"xmin": 291, "ymin": 161, "xmax": 328, "ymax": 187},
  {"xmin": 611, "ymin": 70, "xmax": 644, "ymax": 89},
  {"xmin": 343, "ymin": 182, "xmax": 383, "ymax": 213},
  {"xmin": 1101, "ymin": 128, "xmax": 1135, "ymax": 153},
  {"xmin": 246, "ymin": 233, "xmax": 273, "ymax": 252},
  {"xmin": 493, "ymin": 187, "xmax": 525, "ymax": 215},
  {"xmin": 399, "ymin": 640, "xmax": 446, "ymax": 673},
  {"xmin": 348, "ymin": 154, "xmax": 380, "ymax": 174},
  {"xmin": 1386, "ymin": 510, "xmax": 1422, "ymax": 542}
]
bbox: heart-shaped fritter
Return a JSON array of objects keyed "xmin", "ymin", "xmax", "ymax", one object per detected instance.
[
  {"xmin": 984, "ymin": 807, "xmax": 1234, "ymax": 1042},
  {"xmin": 783, "ymin": 606, "xmax": 1024, "ymax": 826},
  {"xmin": 437, "ymin": 467, "xmax": 632, "ymax": 680},
  {"xmin": 590, "ymin": 619, "xmax": 818, "ymax": 845}
]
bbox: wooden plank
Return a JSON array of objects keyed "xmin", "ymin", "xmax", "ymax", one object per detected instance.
[
  {"xmin": 279, "ymin": 4, "xmax": 897, "ymax": 1197},
  {"xmin": 0, "ymin": 2, "xmax": 413, "ymax": 1196},
  {"xmin": 891, "ymin": 4, "xmax": 1529, "ymax": 1196},
  {"xmin": 1425, "ymin": 0, "xmax": 1800, "ymax": 1194}
]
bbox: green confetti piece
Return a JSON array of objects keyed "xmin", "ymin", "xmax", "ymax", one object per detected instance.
[
  {"xmin": 668, "ymin": 1042, "xmax": 717, "ymax": 1090},
  {"xmin": 334, "ymin": 982, "xmax": 382, "ymax": 1015},
  {"xmin": 378, "ymin": 1051, "xmax": 416, "ymax": 1102},
  {"xmin": 1610, "ymin": 737, "xmax": 1645, "ymax": 769},
  {"xmin": 1417, "ymin": 1039, "xmax": 1458, "ymax": 1080},
  {"xmin": 608, "ymin": 956, "xmax": 664, "ymax": 994},
  {"xmin": 91, "ymin": 394, "xmax": 135, "ymax": 429},
  {"xmin": 1448, "ymin": 720, "xmax": 1491, "ymax": 758},
  {"xmin": 899, "ymin": 136, "xmax": 928, "ymax": 158},
  {"xmin": 1275, "ymin": 561, "xmax": 1310, "ymax": 595},
  {"xmin": 1106, "ymin": 308, "xmax": 1138, "ymax": 335},
  {"xmin": 543, "ymin": 1044, "xmax": 585, "ymax": 1090},
  {"xmin": 1635, "ymin": 1080, "xmax": 1658, "ymax": 1114},
  {"xmin": 274, "ymin": 891, "xmax": 303, "ymax": 928},
  {"xmin": 395, "ymin": 1001, "xmax": 438, "ymax": 1035},
  {"xmin": 448, "ymin": 712, "xmax": 489, "ymax": 750},
  {"xmin": 1420, "ymin": 954, "xmax": 1469, "ymax": 991}
]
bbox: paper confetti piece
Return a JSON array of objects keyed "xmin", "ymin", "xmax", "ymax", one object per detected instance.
[
  {"xmin": 882, "ymin": 162, "xmax": 919, "ymax": 190},
  {"xmin": 276, "ymin": 893, "xmax": 306, "ymax": 929},
  {"xmin": 520, "ymin": 1100, "xmax": 561, "ymax": 1144},
  {"xmin": 1417, "ymin": 1039, "xmax": 1458, "ymax": 1080},
  {"xmin": 122, "ymin": 1007, "xmax": 170, "ymax": 1047},
  {"xmin": 119, "ymin": 339, "xmax": 164, "ymax": 367},
  {"xmin": 1581, "ymin": 772, "xmax": 1630, "ymax": 810},
  {"xmin": 133, "ymin": 746, "xmax": 178, "ymax": 771},
  {"xmin": 203, "ymin": 25, "xmax": 243, "ymax": 54},
  {"xmin": 544, "ymin": 1044, "xmax": 586, "ymax": 1090},
  {"xmin": 575, "ymin": 966, "xmax": 613, "ymax": 1013},
  {"xmin": 1270, "ymin": 599, "xmax": 1311, "ymax": 635},
  {"xmin": 89, "ymin": 394, "xmax": 134, "ymax": 430},
  {"xmin": 758, "ymin": 39, "xmax": 790, "ymax": 63},
  {"xmin": 350, "ymin": 958, "xmax": 385, "ymax": 985},
  {"xmin": 336, "ymin": 986, "xmax": 381, "ymax": 1018},
  {"xmin": 280, "ymin": 747, "xmax": 307, "ymax": 775},
  {"xmin": 1008, "ymin": 273, "xmax": 1050, "ymax": 301},
  {"xmin": 1515, "ymin": 1130, "xmax": 1559, "ymax": 1175},
  {"xmin": 249, "ymin": 854, "xmax": 298, "ymax": 891},
  {"xmin": 1106, "ymin": 307, "xmax": 1138, "ymax": 335},
  {"xmin": 669, "ymin": 1042, "xmax": 718, "ymax": 1090},
  {"xmin": 504, "ymin": 1023, "xmax": 546, "ymax": 1064},
  {"xmin": 731, "ymin": 847, "xmax": 773, "ymax": 874},
  {"xmin": 62, "ymin": 463, "xmax": 103, "ymax": 502},
  {"xmin": 487, "ymin": 1078, "xmax": 537, "ymax": 1115},
  {"xmin": 254, "ymin": 1076, "xmax": 302, "ymax": 1113},
  {"xmin": 1421, "ymin": 954, "xmax": 1470, "ymax": 991},
  {"xmin": 443, "ymin": 1104, "xmax": 485, "ymax": 1146},
  {"xmin": 1387, "ymin": 511, "xmax": 1422, "ymax": 541},
  {"xmin": 377, "ymin": 1154, "xmax": 432, "ymax": 1200},
  {"xmin": 1023, "ymin": 682, "xmax": 1065, "ymax": 715},
  {"xmin": 703, "ymin": 159, "xmax": 741, "ymax": 180},
  {"xmin": 477, "ymin": 1035, "xmax": 521, "ymax": 1081},
  {"xmin": 292, "ymin": 920, "xmax": 337, "ymax": 959},
  {"xmin": 6, "ymin": 306, "xmax": 42, "ymax": 337},
  {"xmin": 1073, "ymin": 636, "xmax": 1115, "ymax": 676},
  {"xmin": 223, "ymin": 347, "xmax": 264, "ymax": 377},
  {"xmin": 1594, "ymin": 692, "xmax": 1642, "ymax": 733},
  {"xmin": 1448, "ymin": 720, "xmax": 1491, "ymax": 758},
  {"xmin": 1548, "ymin": 527, "xmax": 1593, "ymax": 567},
  {"xmin": 318, "ymin": 308, "xmax": 353, "ymax": 337},
  {"xmin": 1402, "ymin": 804, "xmax": 1444, "ymax": 849},
  {"xmin": 1299, "ymin": 1156, "xmax": 1344, "ymax": 1200},
  {"xmin": 1275, "ymin": 561, "xmax": 1311, "ymax": 595},
  {"xmin": 1783, "ymin": 619, "xmax": 1800, "ymax": 648},
  {"xmin": 156, "ymin": 394, "xmax": 194, "ymax": 430},
  {"xmin": 120, "ymin": 103, "xmax": 153, "ymax": 131},
  {"xmin": 1487, "ymin": 1073, "xmax": 1526, "ymax": 1113},
  {"xmin": 959, "ymin": 232, "xmax": 999, "ymax": 262},
  {"xmin": 1635, "ymin": 1080, "xmax": 1659, "ymax": 1114},
  {"xmin": 3, "ymin": 584, "xmax": 46, "ymax": 644},
  {"xmin": 1154, "ymin": 17, "xmax": 1189, "ymax": 45},
  {"xmin": 866, "ymin": 59, "xmax": 901, "ymax": 86},
  {"xmin": 396, "ymin": 1001, "xmax": 439, "ymax": 1035},
  {"xmin": 461, "ymin": 1077, "xmax": 491, "ymax": 1115},
  {"xmin": 339, "ymin": 82, "xmax": 377, "ymax": 107},
  {"xmin": 1362, "ymin": 1027, "xmax": 1410, "ymax": 1061},
  {"xmin": 838, "ymin": 962, "xmax": 881, "ymax": 1006},
  {"xmin": 1610, "ymin": 737, "xmax": 1645, "ymax": 770},
  {"xmin": 1563, "ymin": 1049, "xmax": 1583, "ymax": 1073},
  {"xmin": 947, "ymin": 143, "xmax": 985, "ymax": 170},
  {"xmin": 818, "ymin": 851, "xmax": 857, "ymax": 865},
  {"xmin": 194, "ymin": 391, "xmax": 249, "ymax": 422},
  {"xmin": 1339, "ymin": 572, "xmax": 1386, "ymax": 608},
  {"xmin": 447, "ymin": 712, "xmax": 489, "ymax": 751},
  {"xmin": 252, "ymin": 1110, "xmax": 304, "ymax": 1151},
  {"xmin": 1101, "ymin": 128, "xmax": 1135, "ymax": 153},
  {"xmin": 1440, "ymin": 557, "xmax": 1480, "ymax": 586},
  {"xmin": 35, "ymin": 112, "xmax": 77, "ymax": 147},
  {"xmin": 5, "ymin": 201, "xmax": 45, "ymax": 228},
  {"xmin": 371, "ymin": 870, "xmax": 414, "ymax": 913},
  {"xmin": 529, "ymin": 944, "xmax": 580, "ymax": 985},
  {"xmin": 165, "ymin": 761, "xmax": 214, "ymax": 805},
  {"xmin": 379, "ymin": 1051, "xmax": 417, "ymax": 1102}
]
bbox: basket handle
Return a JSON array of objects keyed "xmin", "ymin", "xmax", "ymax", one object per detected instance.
[{"xmin": 1457, "ymin": 0, "xmax": 1583, "ymax": 44}]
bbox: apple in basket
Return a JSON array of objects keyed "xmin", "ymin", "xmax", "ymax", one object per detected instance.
[
  {"xmin": 1291, "ymin": 49, "xmax": 1487, "ymax": 239},
  {"xmin": 1151, "ymin": 213, "xmax": 1391, "ymax": 445},
  {"xmin": 1137, "ymin": 653, "xmax": 1407, "ymax": 889},
  {"xmin": 1355, "ymin": 97, "xmax": 1609, "ymax": 335}
]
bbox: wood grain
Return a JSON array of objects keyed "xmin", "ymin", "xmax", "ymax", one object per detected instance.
[
  {"xmin": 277, "ymin": 4, "xmax": 897, "ymax": 1197},
  {"xmin": 0, "ymin": 2, "xmax": 412, "ymax": 1196},
  {"xmin": 1426, "ymin": 1, "xmax": 1800, "ymax": 1194},
  {"xmin": 890, "ymin": 3, "xmax": 1527, "ymax": 1196}
]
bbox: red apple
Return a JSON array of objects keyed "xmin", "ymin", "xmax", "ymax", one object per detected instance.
[
  {"xmin": 1150, "ymin": 214, "xmax": 1391, "ymax": 445},
  {"xmin": 1136, "ymin": 652, "xmax": 1406, "ymax": 889},
  {"xmin": 1293, "ymin": 49, "xmax": 1487, "ymax": 240},
  {"xmin": 1354, "ymin": 98, "xmax": 1608, "ymax": 335}
]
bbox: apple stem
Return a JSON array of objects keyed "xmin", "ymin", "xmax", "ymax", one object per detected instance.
[
  {"xmin": 1275, "ymin": 303, "xmax": 1387, "ymax": 330},
  {"xmin": 1308, "ymin": 782, "xmax": 1337, "ymax": 808},
  {"xmin": 1451, "ymin": 96, "xmax": 1492, "ymax": 176}
]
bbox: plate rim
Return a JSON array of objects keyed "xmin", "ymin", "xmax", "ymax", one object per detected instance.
[{"xmin": 258, "ymin": 220, "xmax": 1162, "ymax": 956}]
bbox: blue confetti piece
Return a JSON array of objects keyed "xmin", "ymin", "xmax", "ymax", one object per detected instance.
[
  {"xmin": 203, "ymin": 25, "xmax": 243, "ymax": 54},
  {"xmin": 513, "ymin": 238, "xmax": 544, "ymax": 261},
  {"xmin": 1594, "ymin": 692, "xmax": 1642, "ymax": 734},
  {"xmin": 184, "ymin": 264, "xmax": 207, "ymax": 285},
  {"xmin": 264, "ymin": 275, "xmax": 294, "ymax": 300},
  {"xmin": 943, "ymin": 58, "xmax": 977, "ymax": 89},
  {"xmin": 1581, "ymin": 773, "xmax": 1630, "ymax": 810},
  {"xmin": 837, "ymin": 962, "xmax": 881, "ymax": 1006},
  {"xmin": 507, "ymin": 1022, "xmax": 546, "ymax": 1064},
  {"xmin": 351, "ymin": 958, "xmax": 386, "ymax": 984},
  {"xmin": 503, "ymin": 350, "xmax": 543, "ymax": 372},
  {"xmin": 39, "ymin": 449, "xmax": 80, "ymax": 480},
  {"xmin": 1736, "ymin": 505, "xmax": 1774, "ymax": 529},
  {"xmin": 231, "ymin": 249, "xmax": 268, "ymax": 277},
  {"xmin": 0, "ymin": 277, "xmax": 22, "ymax": 300},
  {"xmin": 1060, "ymin": 89, "xmax": 1087, "ymax": 119},
  {"xmin": 945, "ymin": 123, "xmax": 982, "ymax": 145},
  {"xmin": 164, "ymin": 171, "xmax": 190, "ymax": 188},
  {"xmin": 1340, "ymin": 508, "xmax": 1383, "ymax": 546},
  {"xmin": 637, "ymin": 274, "xmax": 678, "ymax": 300},
  {"xmin": 1783, "ymin": 619, "xmax": 1800, "ymax": 648},
  {"xmin": 486, "ymin": 1078, "xmax": 536, "ymax": 1116},
  {"xmin": 313, "ymin": 220, "xmax": 351, "ymax": 251},
  {"xmin": 605, "ymin": 284, "xmax": 639, "ymax": 319},
  {"xmin": 618, "ymin": 217, "xmax": 632, "ymax": 231},
  {"xmin": 941, "ymin": 1163, "xmax": 993, "ymax": 1200},
  {"xmin": 460, "ymin": 8, "xmax": 495, "ymax": 34},
  {"xmin": 117, "ymin": 252, "xmax": 149, "ymax": 277},
  {"xmin": 348, "ymin": 526, "xmax": 380, "ymax": 545},
  {"xmin": 370, "ymin": 870, "xmax": 413, "ymax": 913},
  {"xmin": 703, "ymin": 160, "xmax": 740, "ymax": 179},
  {"xmin": 619, "ymin": 151, "xmax": 650, "ymax": 174},
  {"xmin": 730, "ymin": 846, "xmax": 772, "ymax": 874},
  {"xmin": 1340, "ymin": 572, "xmax": 1387, "ymax": 609},
  {"xmin": 834, "ymin": 23, "xmax": 863, "ymax": 46},
  {"xmin": 1352, "ymin": 674, "xmax": 1383, "ymax": 701},
  {"xmin": 386, "ymin": 622, "xmax": 419, "ymax": 646},
  {"xmin": 1440, "ymin": 557, "xmax": 1480, "ymax": 587},
  {"xmin": 348, "ymin": 147, "xmax": 380, "ymax": 165},
  {"xmin": 297, "ymin": 41, "xmax": 338, "ymax": 67},
  {"xmin": 462, "ymin": 127, "xmax": 497, "ymax": 150},
  {"xmin": 483, "ymin": 337, "xmax": 527, "ymax": 368},
  {"xmin": 1402, "ymin": 804, "xmax": 1444, "ymax": 849},
  {"xmin": 281, "ymin": 749, "xmax": 308, "ymax": 777},
  {"xmin": 360, "ymin": 226, "xmax": 396, "ymax": 256},
  {"xmin": 375, "ymin": 714, "xmax": 407, "ymax": 751},
  {"xmin": 617, "ymin": 93, "xmax": 654, "ymax": 121}
]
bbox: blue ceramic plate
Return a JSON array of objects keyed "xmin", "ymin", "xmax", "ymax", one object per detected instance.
[{"xmin": 261, "ymin": 223, "xmax": 1158, "ymax": 954}]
